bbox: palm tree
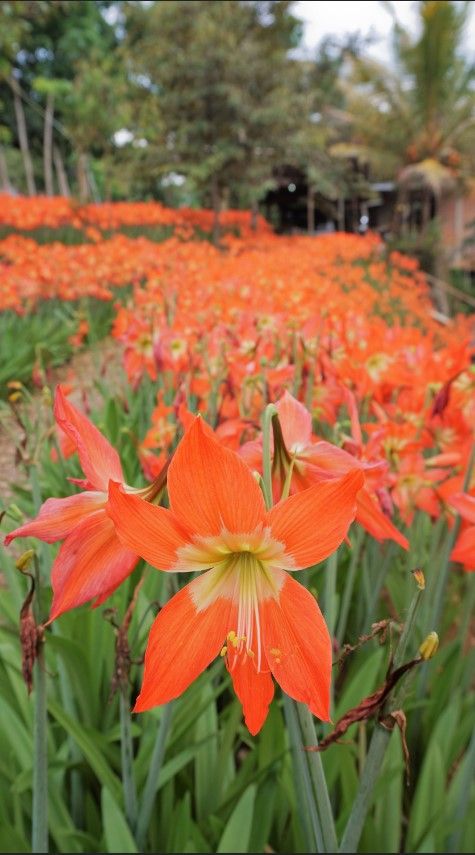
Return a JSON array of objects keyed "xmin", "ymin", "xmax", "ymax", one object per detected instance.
[{"xmin": 346, "ymin": 1, "xmax": 475, "ymax": 270}]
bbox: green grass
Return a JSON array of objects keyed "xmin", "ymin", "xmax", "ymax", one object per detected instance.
[{"xmin": 0, "ymin": 298, "xmax": 120, "ymax": 399}]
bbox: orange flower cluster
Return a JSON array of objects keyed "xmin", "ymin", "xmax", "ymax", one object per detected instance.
[
  {"xmin": 108, "ymin": 235, "xmax": 474, "ymax": 559},
  {"xmin": 1, "ymin": 197, "xmax": 474, "ymax": 572},
  {"xmin": 0, "ymin": 194, "xmax": 270, "ymax": 236},
  {"xmin": 4, "ymin": 197, "xmax": 475, "ymax": 732},
  {"xmin": 0, "ymin": 234, "xmax": 153, "ymax": 311}
]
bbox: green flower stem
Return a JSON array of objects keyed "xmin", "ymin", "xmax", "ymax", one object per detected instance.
[
  {"xmin": 339, "ymin": 725, "xmax": 390, "ymax": 853},
  {"xmin": 297, "ymin": 702, "xmax": 338, "ymax": 854},
  {"xmin": 261, "ymin": 403, "xmax": 278, "ymax": 510},
  {"xmin": 32, "ymin": 641, "xmax": 48, "ymax": 854},
  {"xmin": 323, "ymin": 549, "xmax": 338, "ymax": 641},
  {"xmin": 336, "ymin": 528, "xmax": 365, "ymax": 645},
  {"xmin": 339, "ymin": 583, "xmax": 425, "ymax": 853},
  {"xmin": 283, "ymin": 695, "xmax": 324, "ymax": 853},
  {"xmin": 135, "ymin": 702, "xmax": 174, "ymax": 850},
  {"xmin": 393, "ymin": 585, "xmax": 424, "ymax": 669},
  {"xmin": 280, "ymin": 455, "xmax": 296, "ymax": 502},
  {"xmin": 120, "ymin": 689, "xmax": 138, "ymax": 831}
]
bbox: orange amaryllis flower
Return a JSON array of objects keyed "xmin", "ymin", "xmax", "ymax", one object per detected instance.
[
  {"xmin": 450, "ymin": 493, "xmax": 475, "ymax": 570},
  {"xmin": 241, "ymin": 391, "xmax": 408, "ymax": 550},
  {"xmin": 5, "ymin": 386, "xmax": 138, "ymax": 620},
  {"xmin": 107, "ymin": 417, "xmax": 364, "ymax": 734}
]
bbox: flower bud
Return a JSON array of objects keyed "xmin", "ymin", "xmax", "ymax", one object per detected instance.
[
  {"xmin": 16, "ymin": 549, "xmax": 35, "ymax": 572},
  {"xmin": 412, "ymin": 567, "xmax": 426, "ymax": 590},
  {"xmin": 419, "ymin": 631, "xmax": 439, "ymax": 661},
  {"xmin": 42, "ymin": 386, "xmax": 52, "ymax": 407},
  {"xmin": 8, "ymin": 503, "xmax": 23, "ymax": 521}
]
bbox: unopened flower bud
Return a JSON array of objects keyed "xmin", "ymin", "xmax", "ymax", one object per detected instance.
[
  {"xmin": 419, "ymin": 631, "xmax": 439, "ymax": 661},
  {"xmin": 16, "ymin": 549, "xmax": 35, "ymax": 572},
  {"xmin": 412, "ymin": 568, "xmax": 425, "ymax": 590},
  {"xmin": 8, "ymin": 391, "xmax": 22, "ymax": 403},
  {"xmin": 8, "ymin": 504, "xmax": 23, "ymax": 521}
]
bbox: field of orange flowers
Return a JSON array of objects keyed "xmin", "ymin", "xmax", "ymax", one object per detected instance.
[{"xmin": 0, "ymin": 196, "xmax": 474, "ymax": 854}]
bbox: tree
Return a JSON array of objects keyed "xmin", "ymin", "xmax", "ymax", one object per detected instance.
[
  {"xmin": 346, "ymin": 0, "xmax": 475, "ymax": 255},
  {"xmin": 0, "ymin": 0, "xmax": 123, "ymax": 196},
  {"xmin": 124, "ymin": 0, "xmax": 302, "ymax": 238}
]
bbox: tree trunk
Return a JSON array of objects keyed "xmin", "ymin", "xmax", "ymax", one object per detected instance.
[
  {"xmin": 54, "ymin": 146, "xmax": 70, "ymax": 197},
  {"xmin": 0, "ymin": 146, "xmax": 11, "ymax": 192},
  {"xmin": 211, "ymin": 175, "xmax": 221, "ymax": 246},
  {"xmin": 307, "ymin": 184, "xmax": 315, "ymax": 234},
  {"xmin": 10, "ymin": 75, "xmax": 36, "ymax": 196},
  {"xmin": 43, "ymin": 92, "xmax": 55, "ymax": 196},
  {"xmin": 87, "ymin": 161, "xmax": 100, "ymax": 203},
  {"xmin": 76, "ymin": 151, "xmax": 90, "ymax": 203}
]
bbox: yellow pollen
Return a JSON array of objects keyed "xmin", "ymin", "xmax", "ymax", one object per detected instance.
[
  {"xmin": 227, "ymin": 631, "xmax": 236, "ymax": 642},
  {"xmin": 275, "ymin": 658, "xmax": 281, "ymax": 664},
  {"xmin": 247, "ymin": 649, "xmax": 255, "ymax": 658},
  {"xmin": 220, "ymin": 646, "xmax": 228, "ymax": 657},
  {"xmin": 270, "ymin": 648, "xmax": 282, "ymax": 657}
]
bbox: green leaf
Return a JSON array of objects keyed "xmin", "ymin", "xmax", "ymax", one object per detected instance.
[
  {"xmin": 217, "ymin": 784, "xmax": 257, "ymax": 853},
  {"xmin": 48, "ymin": 699, "xmax": 122, "ymax": 802},
  {"xmin": 101, "ymin": 787, "xmax": 138, "ymax": 853},
  {"xmin": 406, "ymin": 742, "xmax": 445, "ymax": 851}
]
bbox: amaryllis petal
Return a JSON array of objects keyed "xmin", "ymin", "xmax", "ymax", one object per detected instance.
[
  {"xmin": 106, "ymin": 481, "xmax": 190, "ymax": 571},
  {"xmin": 227, "ymin": 653, "xmax": 274, "ymax": 735},
  {"xmin": 356, "ymin": 487, "xmax": 409, "ymax": 550},
  {"xmin": 49, "ymin": 509, "xmax": 137, "ymax": 621},
  {"xmin": 306, "ymin": 440, "xmax": 361, "ymax": 476},
  {"xmin": 239, "ymin": 438, "xmax": 265, "ymax": 470},
  {"xmin": 54, "ymin": 385, "xmax": 124, "ymax": 492},
  {"xmin": 267, "ymin": 469, "xmax": 364, "ymax": 568},
  {"xmin": 261, "ymin": 573, "xmax": 331, "ymax": 720},
  {"xmin": 167, "ymin": 417, "xmax": 266, "ymax": 537},
  {"xmin": 134, "ymin": 577, "xmax": 237, "ymax": 711},
  {"xmin": 451, "ymin": 526, "xmax": 475, "ymax": 569},
  {"xmin": 449, "ymin": 493, "xmax": 475, "ymax": 524},
  {"xmin": 276, "ymin": 390, "xmax": 312, "ymax": 448},
  {"xmin": 4, "ymin": 491, "xmax": 105, "ymax": 546}
]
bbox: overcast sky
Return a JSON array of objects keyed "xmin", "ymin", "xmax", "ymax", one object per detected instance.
[{"xmin": 294, "ymin": 1, "xmax": 475, "ymax": 63}]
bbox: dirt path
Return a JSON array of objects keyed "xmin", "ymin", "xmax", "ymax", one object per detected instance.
[{"xmin": 0, "ymin": 337, "xmax": 125, "ymax": 503}]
